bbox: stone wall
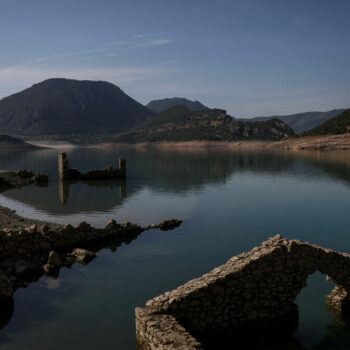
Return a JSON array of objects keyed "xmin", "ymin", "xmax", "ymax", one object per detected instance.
[
  {"xmin": 136, "ymin": 235, "xmax": 350, "ymax": 349},
  {"xmin": 58, "ymin": 153, "xmax": 126, "ymax": 180}
]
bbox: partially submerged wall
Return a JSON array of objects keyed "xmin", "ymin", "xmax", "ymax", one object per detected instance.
[
  {"xmin": 58, "ymin": 152, "xmax": 126, "ymax": 180},
  {"xmin": 136, "ymin": 235, "xmax": 350, "ymax": 349}
]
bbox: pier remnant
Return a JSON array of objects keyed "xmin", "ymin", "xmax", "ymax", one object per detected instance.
[
  {"xmin": 135, "ymin": 235, "xmax": 350, "ymax": 349},
  {"xmin": 58, "ymin": 153, "xmax": 126, "ymax": 181}
]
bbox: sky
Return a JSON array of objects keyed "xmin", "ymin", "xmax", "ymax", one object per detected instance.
[{"xmin": 0, "ymin": 0, "xmax": 349, "ymax": 117}]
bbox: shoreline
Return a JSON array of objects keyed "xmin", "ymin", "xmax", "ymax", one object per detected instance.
[
  {"xmin": 0, "ymin": 205, "xmax": 55, "ymax": 231},
  {"xmin": 98, "ymin": 134, "xmax": 350, "ymax": 151},
  {"xmin": 0, "ymin": 171, "xmax": 182, "ymax": 300}
]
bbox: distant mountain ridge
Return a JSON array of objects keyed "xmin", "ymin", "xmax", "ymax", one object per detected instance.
[
  {"xmin": 247, "ymin": 109, "xmax": 345, "ymax": 133},
  {"xmin": 0, "ymin": 78, "xmax": 345, "ymax": 144},
  {"xmin": 305, "ymin": 109, "xmax": 350, "ymax": 136},
  {"xmin": 146, "ymin": 97, "xmax": 208, "ymax": 113},
  {"xmin": 0, "ymin": 78, "xmax": 154, "ymax": 141},
  {"xmin": 0, "ymin": 135, "xmax": 38, "ymax": 148},
  {"xmin": 113, "ymin": 105, "xmax": 297, "ymax": 143}
]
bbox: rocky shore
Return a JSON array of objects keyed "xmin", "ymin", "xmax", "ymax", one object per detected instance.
[
  {"xmin": 0, "ymin": 216, "xmax": 181, "ymax": 299},
  {"xmin": 0, "ymin": 169, "xmax": 182, "ymax": 299},
  {"xmin": 0, "ymin": 169, "xmax": 48, "ymax": 189},
  {"xmin": 99, "ymin": 133, "xmax": 350, "ymax": 151}
]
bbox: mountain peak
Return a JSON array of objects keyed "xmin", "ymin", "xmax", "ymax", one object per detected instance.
[
  {"xmin": 0, "ymin": 78, "xmax": 154, "ymax": 141},
  {"xmin": 146, "ymin": 97, "xmax": 208, "ymax": 113}
]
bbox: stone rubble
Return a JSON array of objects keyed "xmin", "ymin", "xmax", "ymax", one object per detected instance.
[
  {"xmin": 0, "ymin": 218, "xmax": 182, "ymax": 299},
  {"xmin": 0, "ymin": 170, "xmax": 48, "ymax": 188}
]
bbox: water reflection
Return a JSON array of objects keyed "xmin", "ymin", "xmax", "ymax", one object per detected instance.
[
  {"xmin": 3, "ymin": 148, "xmax": 350, "ymax": 218},
  {"xmin": 58, "ymin": 179, "xmax": 126, "ymax": 205},
  {"xmin": 1, "ymin": 147, "xmax": 350, "ymax": 349}
]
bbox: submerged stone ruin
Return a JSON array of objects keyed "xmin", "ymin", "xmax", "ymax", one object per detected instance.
[
  {"xmin": 58, "ymin": 152, "xmax": 126, "ymax": 181},
  {"xmin": 0, "ymin": 218, "xmax": 182, "ymax": 299},
  {"xmin": 136, "ymin": 235, "xmax": 350, "ymax": 349}
]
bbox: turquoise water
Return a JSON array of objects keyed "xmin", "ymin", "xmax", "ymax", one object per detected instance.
[{"xmin": 1, "ymin": 147, "xmax": 350, "ymax": 349}]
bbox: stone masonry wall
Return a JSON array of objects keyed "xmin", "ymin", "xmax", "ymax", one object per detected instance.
[
  {"xmin": 136, "ymin": 235, "xmax": 350, "ymax": 349},
  {"xmin": 58, "ymin": 152, "xmax": 126, "ymax": 180}
]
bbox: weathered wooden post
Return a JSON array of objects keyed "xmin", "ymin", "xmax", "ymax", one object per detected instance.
[{"xmin": 58, "ymin": 153, "xmax": 69, "ymax": 180}]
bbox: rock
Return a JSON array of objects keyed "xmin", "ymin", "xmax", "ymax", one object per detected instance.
[
  {"xmin": 16, "ymin": 170, "xmax": 34, "ymax": 179},
  {"xmin": 40, "ymin": 224, "xmax": 50, "ymax": 233},
  {"xmin": 74, "ymin": 222, "xmax": 91, "ymax": 232},
  {"xmin": 63, "ymin": 224, "xmax": 74, "ymax": 233},
  {"xmin": 40, "ymin": 242, "xmax": 51, "ymax": 251},
  {"xmin": 42, "ymin": 264, "xmax": 59, "ymax": 277},
  {"xmin": 17, "ymin": 248, "xmax": 27, "ymax": 255},
  {"xmin": 0, "ymin": 273, "xmax": 13, "ymax": 298},
  {"xmin": 47, "ymin": 251, "xmax": 61, "ymax": 267},
  {"xmin": 14, "ymin": 260, "xmax": 32, "ymax": 275},
  {"xmin": 158, "ymin": 219, "xmax": 182, "ymax": 231},
  {"xmin": 34, "ymin": 173, "xmax": 48, "ymax": 183},
  {"xmin": 69, "ymin": 248, "xmax": 96, "ymax": 264},
  {"xmin": 29, "ymin": 224, "xmax": 37, "ymax": 232},
  {"xmin": 106, "ymin": 219, "xmax": 118, "ymax": 229}
]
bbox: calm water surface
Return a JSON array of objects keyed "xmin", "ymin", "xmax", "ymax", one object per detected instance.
[{"xmin": 1, "ymin": 146, "xmax": 350, "ymax": 349}]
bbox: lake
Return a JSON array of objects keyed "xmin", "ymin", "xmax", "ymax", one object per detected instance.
[{"xmin": 1, "ymin": 146, "xmax": 350, "ymax": 349}]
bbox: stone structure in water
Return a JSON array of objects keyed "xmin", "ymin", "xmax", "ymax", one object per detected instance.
[
  {"xmin": 58, "ymin": 152, "xmax": 126, "ymax": 181},
  {"xmin": 135, "ymin": 235, "xmax": 350, "ymax": 349}
]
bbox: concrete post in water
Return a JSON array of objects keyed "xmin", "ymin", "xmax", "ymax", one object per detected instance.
[{"xmin": 58, "ymin": 153, "xmax": 69, "ymax": 180}]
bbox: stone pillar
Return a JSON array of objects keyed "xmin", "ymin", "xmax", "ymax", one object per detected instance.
[
  {"xmin": 119, "ymin": 158, "xmax": 126, "ymax": 171},
  {"xmin": 58, "ymin": 153, "xmax": 69, "ymax": 180},
  {"xmin": 326, "ymin": 285, "xmax": 350, "ymax": 313}
]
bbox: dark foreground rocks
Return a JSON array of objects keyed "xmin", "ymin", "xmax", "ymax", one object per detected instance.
[
  {"xmin": 0, "ymin": 170, "xmax": 48, "ymax": 189},
  {"xmin": 145, "ymin": 219, "xmax": 182, "ymax": 231},
  {"xmin": 0, "ymin": 218, "xmax": 182, "ymax": 299}
]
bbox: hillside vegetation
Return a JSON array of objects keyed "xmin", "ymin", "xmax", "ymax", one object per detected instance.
[
  {"xmin": 146, "ymin": 98, "xmax": 208, "ymax": 113},
  {"xmin": 113, "ymin": 105, "xmax": 297, "ymax": 143},
  {"xmin": 249, "ymin": 109, "xmax": 345, "ymax": 132},
  {"xmin": 305, "ymin": 109, "xmax": 350, "ymax": 136},
  {"xmin": 0, "ymin": 78, "xmax": 153, "ymax": 140}
]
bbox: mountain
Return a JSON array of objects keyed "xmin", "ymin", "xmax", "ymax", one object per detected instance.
[
  {"xmin": 248, "ymin": 109, "xmax": 345, "ymax": 133},
  {"xmin": 113, "ymin": 105, "xmax": 297, "ymax": 143},
  {"xmin": 305, "ymin": 109, "xmax": 350, "ymax": 136},
  {"xmin": 0, "ymin": 135, "xmax": 39, "ymax": 148},
  {"xmin": 146, "ymin": 97, "xmax": 208, "ymax": 113},
  {"xmin": 0, "ymin": 78, "xmax": 154, "ymax": 141}
]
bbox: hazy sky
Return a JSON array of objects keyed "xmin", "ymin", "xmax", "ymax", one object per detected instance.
[{"xmin": 0, "ymin": 0, "xmax": 349, "ymax": 117}]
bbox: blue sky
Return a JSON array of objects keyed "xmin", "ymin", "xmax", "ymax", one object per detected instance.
[{"xmin": 0, "ymin": 0, "xmax": 349, "ymax": 117}]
